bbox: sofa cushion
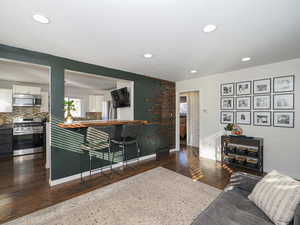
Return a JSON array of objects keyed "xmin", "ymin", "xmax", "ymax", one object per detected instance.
[
  {"xmin": 226, "ymin": 172, "xmax": 262, "ymax": 195},
  {"xmin": 248, "ymin": 170, "xmax": 300, "ymax": 225},
  {"xmin": 191, "ymin": 188, "xmax": 273, "ymax": 225}
]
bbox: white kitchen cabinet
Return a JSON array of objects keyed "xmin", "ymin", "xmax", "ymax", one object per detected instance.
[
  {"xmin": 0, "ymin": 89, "xmax": 13, "ymax": 112},
  {"xmin": 88, "ymin": 95, "xmax": 104, "ymax": 112},
  {"xmin": 40, "ymin": 92, "xmax": 49, "ymax": 112},
  {"xmin": 13, "ymin": 85, "xmax": 41, "ymax": 95}
]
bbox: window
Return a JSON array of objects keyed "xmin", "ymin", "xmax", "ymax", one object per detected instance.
[{"xmin": 65, "ymin": 97, "xmax": 82, "ymax": 118}]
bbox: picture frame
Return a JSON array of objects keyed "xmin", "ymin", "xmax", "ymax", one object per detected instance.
[
  {"xmin": 273, "ymin": 75, "xmax": 295, "ymax": 93},
  {"xmin": 236, "ymin": 111, "xmax": 251, "ymax": 125},
  {"xmin": 253, "ymin": 78, "xmax": 271, "ymax": 94},
  {"xmin": 253, "ymin": 95, "xmax": 271, "ymax": 110},
  {"xmin": 236, "ymin": 81, "xmax": 252, "ymax": 96},
  {"xmin": 221, "ymin": 83, "xmax": 234, "ymax": 96},
  {"xmin": 236, "ymin": 96, "xmax": 251, "ymax": 110},
  {"xmin": 273, "ymin": 111, "xmax": 295, "ymax": 128},
  {"xmin": 273, "ymin": 93, "xmax": 294, "ymax": 110},
  {"xmin": 253, "ymin": 111, "xmax": 272, "ymax": 126},
  {"xmin": 220, "ymin": 111, "xmax": 234, "ymax": 124},
  {"xmin": 221, "ymin": 97, "xmax": 234, "ymax": 110}
]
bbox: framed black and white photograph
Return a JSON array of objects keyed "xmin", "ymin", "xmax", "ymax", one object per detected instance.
[
  {"xmin": 273, "ymin": 93, "xmax": 294, "ymax": 110},
  {"xmin": 253, "ymin": 78, "xmax": 271, "ymax": 94},
  {"xmin": 221, "ymin": 97, "xmax": 234, "ymax": 110},
  {"xmin": 253, "ymin": 111, "xmax": 272, "ymax": 126},
  {"xmin": 221, "ymin": 83, "xmax": 234, "ymax": 96},
  {"xmin": 220, "ymin": 111, "xmax": 234, "ymax": 124},
  {"xmin": 236, "ymin": 81, "xmax": 252, "ymax": 96},
  {"xmin": 236, "ymin": 96, "xmax": 251, "ymax": 110},
  {"xmin": 253, "ymin": 95, "xmax": 271, "ymax": 110},
  {"xmin": 273, "ymin": 75, "xmax": 295, "ymax": 93},
  {"xmin": 236, "ymin": 111, "xmax": 251, "ymax": 125},
  {"xmin": 273, "ymin": 112, "xmax": 294, "ymax": 128}
]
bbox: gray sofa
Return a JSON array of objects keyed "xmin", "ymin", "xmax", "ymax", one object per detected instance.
[{"xmin": 191, "ymin": 172, "xmax": 300, "ymax": 225}]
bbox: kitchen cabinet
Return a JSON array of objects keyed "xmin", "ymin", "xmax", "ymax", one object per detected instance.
[
  {"xmin": 13, "ymin": 85, "xmax": 41, "ymax": 95},
  {"xmin": 0, "ymin": 89, "xmax": 13, "ymax": 112},
  {"xmin": 0, "ymin": 128, "xmax": 13, "ymax": 156},
  {"xmin": 88, "ymin": 95, "xmax": 104, "ymax": 112},
  {"xmin": 40, "ymin": 92, "xmax": 49, "ymax": 112}
]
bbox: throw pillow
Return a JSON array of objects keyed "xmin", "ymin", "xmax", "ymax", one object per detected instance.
[{"xmin": 248, "ymin": 170, "xmax": 300, "ymax": 225}]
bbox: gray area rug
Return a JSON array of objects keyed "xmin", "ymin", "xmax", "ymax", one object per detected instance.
[{"xmin": 5, "ymin": 167, "xmax": 221, "ymax": 225}]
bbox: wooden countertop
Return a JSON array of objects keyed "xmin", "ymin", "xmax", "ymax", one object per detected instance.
[{"xmin": 58, "ymin": 120, "xmax": 149, "ymax": 128}]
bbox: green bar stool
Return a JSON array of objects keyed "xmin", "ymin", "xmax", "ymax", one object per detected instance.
[
  {"xmin": 80, "ymin": 126, "xmax": 115, "ymax": 183},
  {"xmin": 111, "ymin": 124, "xmax": 142, "ymax": 170}
]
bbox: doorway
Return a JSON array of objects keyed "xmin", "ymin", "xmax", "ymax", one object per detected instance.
[
  {"xmin": 179, "ymin": 91, "xmax": 199, "ymax": 148},
  {"xmin": 0, "ymin": 58, "xmax": 51, "ymax": 197}
]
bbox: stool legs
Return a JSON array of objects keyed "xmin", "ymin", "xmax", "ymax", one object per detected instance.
[
  {"xmin": 136, "ymin": 142, "xmax": 141, "ymax": 167},
  {"xmin": 89, "ymin": 155, "xmax": 92, "ymax": 179}
]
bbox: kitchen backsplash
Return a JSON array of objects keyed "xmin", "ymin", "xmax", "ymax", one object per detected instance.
[{"xmin": 0, "ymin": 106, "xmax": 49, "ymax": 124}]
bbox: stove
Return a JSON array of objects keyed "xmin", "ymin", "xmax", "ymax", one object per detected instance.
[{"xmin": 13, "ymin": 118, "xmax": 45, "ymax": 156}]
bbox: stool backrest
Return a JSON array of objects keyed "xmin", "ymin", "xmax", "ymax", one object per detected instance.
[
  {"xmin": 121, "ymin": 124, "xmax": 141, "ymax": 139},
  {"xmin": 86, "ymin": 126, "xmax": 115, "ymax": 143}
]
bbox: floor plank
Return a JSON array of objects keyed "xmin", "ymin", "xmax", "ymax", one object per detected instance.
[{"xmin": 0, "ymin": 145, "xmax": 257, "ymax": 224}]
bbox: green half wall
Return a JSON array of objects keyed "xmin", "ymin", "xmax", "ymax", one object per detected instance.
[{"xmin": 0, "ymin": 44, "xmax": 175, "ymax": 181}]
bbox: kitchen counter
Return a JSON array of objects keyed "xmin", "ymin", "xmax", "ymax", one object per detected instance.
[{"xmin": 58, "ymin": 120, "xmax": 149, "ymax": 129}]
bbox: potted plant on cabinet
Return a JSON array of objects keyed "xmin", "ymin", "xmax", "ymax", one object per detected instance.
[{"xmin": 224, "ymin": 123, "xmax": 234, "ymax": 136}]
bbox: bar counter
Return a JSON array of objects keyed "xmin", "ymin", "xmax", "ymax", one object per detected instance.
[{"xmin": 58, "ymin": 120, "xmax": 149, "ymax": 129}]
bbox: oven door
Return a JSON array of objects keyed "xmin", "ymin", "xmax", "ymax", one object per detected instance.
[{"xmin": 13, "ymin": 133, "xmax": 44, "ymax": 155}]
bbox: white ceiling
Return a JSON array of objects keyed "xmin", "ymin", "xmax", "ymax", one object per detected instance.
[
  {"xmin": 0, "ymin": 59, "xmax": 117, "ymax": 90},
  {"xmin": 0, "ymin": 0, "xmax": 300, "ymax": 81}
]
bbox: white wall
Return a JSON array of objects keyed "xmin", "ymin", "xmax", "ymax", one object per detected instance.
[{"xmin": 176, "ymin": 58, "xmax": 300, "ymax": 179}]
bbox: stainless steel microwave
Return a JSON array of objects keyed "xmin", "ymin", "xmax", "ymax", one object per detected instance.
[{"xmin": 13, "ymin": 94, "xmax": 42, "ymax": 107}]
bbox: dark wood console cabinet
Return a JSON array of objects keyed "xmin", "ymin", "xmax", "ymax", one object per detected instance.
[{"xmin": 221, "ymin": 135, "xmax": 264, "ymax": 174}]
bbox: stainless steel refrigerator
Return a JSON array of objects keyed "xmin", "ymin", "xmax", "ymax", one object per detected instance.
[{"xmin": 102, "ymin": 101, "xmax": 117, "ymax": 120}]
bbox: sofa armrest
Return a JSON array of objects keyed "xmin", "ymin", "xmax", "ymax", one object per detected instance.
[
  {"xmin": 225, "ymin": 172, "xmax": 262, "ymax": 194},
  {"xmin": 293, "ymin": 204, "xmax": 300, "ymax": 225}
]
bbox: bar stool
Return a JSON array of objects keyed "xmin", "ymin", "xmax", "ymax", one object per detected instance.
[
  {"xmin": 111, "ymin": 124, "xmax": 142, "ymax": 169},
  {"xmin": 80, "ymin": 126, "xmax": 115, "ymax": 182}
]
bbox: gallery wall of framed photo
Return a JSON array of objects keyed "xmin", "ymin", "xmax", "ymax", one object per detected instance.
[{"xmin": 220, "ymin": 75, "xmax": 295, "ymax": 128}]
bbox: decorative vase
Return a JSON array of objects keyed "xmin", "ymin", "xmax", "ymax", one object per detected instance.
[
  {"xmin": 65, "ymin": 110, "xmax": 74, "ymax": 124},
  {"xmin": 231, "ymin": 124, "xmax": 243, "ymax": 136}
]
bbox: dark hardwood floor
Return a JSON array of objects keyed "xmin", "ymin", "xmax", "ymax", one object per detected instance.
[{"xmin": 0, "ymin": 146, "xmax": 253, "ymax": 224}]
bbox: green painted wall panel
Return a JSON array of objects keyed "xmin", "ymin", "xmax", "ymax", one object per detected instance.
[{"xmin": 0, "ymin": 44, "xmax": 173, "ymax": 181}]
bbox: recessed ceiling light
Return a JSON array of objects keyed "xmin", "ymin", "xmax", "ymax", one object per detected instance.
[
  {"xmin": 143, "ymin": 53, "xmax": 153, "ymax": 58},
  {"xmin": 203, "ymin": 24, "xmax": 217, "ymax": 33},
  {"xmin": 32, "ymin": 14, "xmax": 50, "ymax": 24},
  {"xmin": 190, "ymin": 70, "xmax": 197, "ymax": 74},
  {"xmin": 241, "ymin": 57, "xmax": 251, "ymax": 62}
]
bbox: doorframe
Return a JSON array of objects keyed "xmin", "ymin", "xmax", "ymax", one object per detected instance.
[{"xmin": 176, "ymin": 88, "xmax": 202, "ymax": 150}]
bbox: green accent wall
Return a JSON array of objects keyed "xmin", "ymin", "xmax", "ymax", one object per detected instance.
[{"xmin": 0, "ymin": 44, "xmax": 172, "ymax": 180}]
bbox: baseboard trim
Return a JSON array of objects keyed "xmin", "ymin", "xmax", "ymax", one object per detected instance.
[
  {"xmin": 170, "ymin": 148, "xmax": 179, "ymax": 152},
  {"xmin": 49, "ymin": 153, "xmax": 157, "ymax": 186}
]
